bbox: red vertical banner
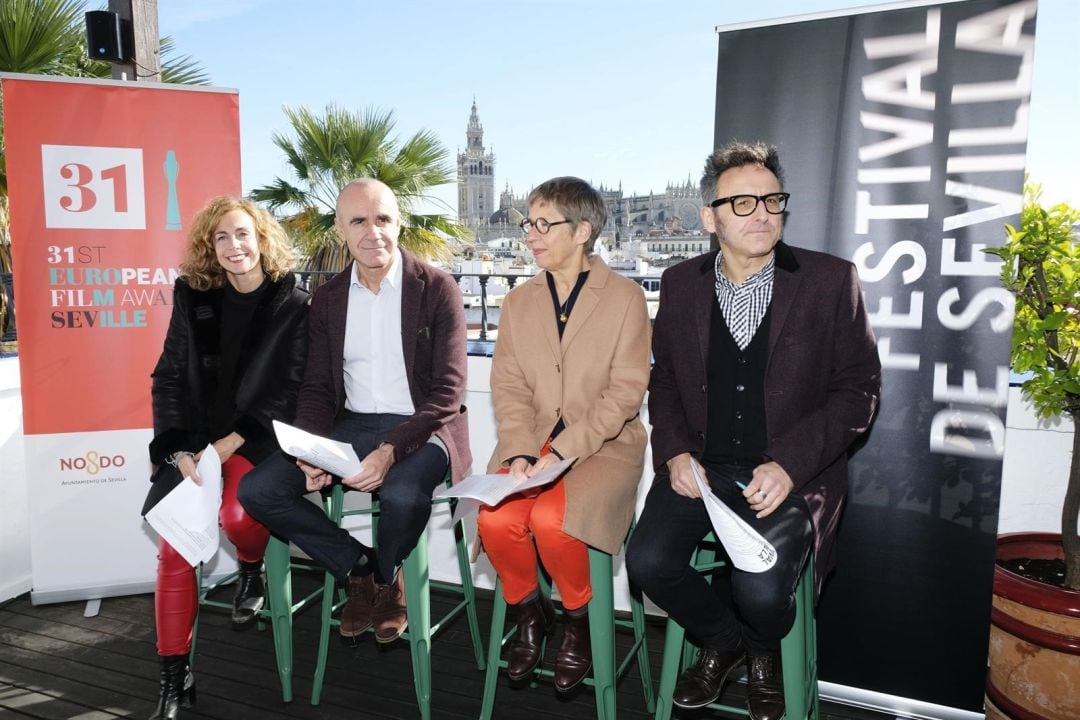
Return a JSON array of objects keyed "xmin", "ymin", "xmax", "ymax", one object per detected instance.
[
  {"xmin": 4, "ymin": 75, "xmax": 240, "ymax": 433},
  {"xmin": 2, "ymin": 75, "xmax": 241, "ymax": 601}
]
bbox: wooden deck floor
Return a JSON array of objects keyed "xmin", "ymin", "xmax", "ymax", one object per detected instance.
[{"xmin": 0, "ymin": 574, "xmax": 900, "ymax": 720}]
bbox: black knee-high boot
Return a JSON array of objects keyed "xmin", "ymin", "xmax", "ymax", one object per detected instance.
[{"xmin": 149, "ymin": 654, "xmax": 195, "ymax": 720}]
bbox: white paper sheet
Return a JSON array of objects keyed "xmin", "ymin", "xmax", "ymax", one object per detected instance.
[
  {"xmin": 433, "ymin": 456, "xmax": 577, "ymax": 521},
  {"xmin": 145, "ymin": 444, "xmax": 223, "ymax": 567},
  {"xmin": 691, "ymin": 461, "xmax": 778, "ymax": 573},
  {"xmin": 272, "ymin": 419, "xmax": 362, "ymax": 478}
]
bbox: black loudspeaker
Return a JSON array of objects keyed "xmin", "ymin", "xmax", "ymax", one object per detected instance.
[{"xmin": 85, "ymin": 11, "xmax": 132, "ymax": 63}]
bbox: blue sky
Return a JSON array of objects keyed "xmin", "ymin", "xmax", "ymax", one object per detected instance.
[{"xmin": 160, "ymin": 0, "xmax": 1078, "ymax": 213}]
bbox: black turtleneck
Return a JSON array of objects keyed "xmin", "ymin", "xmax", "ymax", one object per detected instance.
[{"xmin": 210, "ymin": 276, "xmax": 268, "ymax": 437}]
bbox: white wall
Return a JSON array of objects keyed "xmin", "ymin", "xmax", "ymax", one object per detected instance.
[
  {"xmin": 998, "ymin": 386, "xmax": 1076, "ymax": 534},
  {"xmin": 0, "ymin": 357, "xmax": 31, "ymax": 602},
  {"xmin": 3, "ymin": 356, "xmax": 1073, "ymax": 606}
]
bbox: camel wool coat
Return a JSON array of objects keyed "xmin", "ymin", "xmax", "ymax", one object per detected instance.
[{"xmin": 487, "ymin": 255, "xmax": 651, "ymax": 554}]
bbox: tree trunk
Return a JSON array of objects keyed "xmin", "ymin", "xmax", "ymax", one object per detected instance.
[{"xmin": 1063, "ymin": 411, "xmax": 1080, "ymax": 589}]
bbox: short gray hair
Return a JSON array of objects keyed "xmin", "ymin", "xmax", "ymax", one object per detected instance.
[
  {"xmin": 700, "ymin": 141, "xmax": 784, "ymax": 204},
  {"xmin": 528, "ymin": 176, "xmax": 608, "ymax": 253}
]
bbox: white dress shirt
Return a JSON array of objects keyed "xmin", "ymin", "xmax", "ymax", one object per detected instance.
[{"xmin": 343, "ymin": 251, "xmax": 415, "ymax": 415}]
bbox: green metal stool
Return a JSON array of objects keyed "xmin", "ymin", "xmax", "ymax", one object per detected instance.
[
  {"xmin": 479, "ymin": 533, "xmax": 656, "ymax": 720},
  {"xmin": 310, "ymin": 479, "xmax": 487, "ymax": 718},
  {"xmin": 653, "ymin": 537, "xmax": 819, "ymax": 720},
  {"xmin": 192, "ymin": 535, "xmax": 324, "ymax": 702}
]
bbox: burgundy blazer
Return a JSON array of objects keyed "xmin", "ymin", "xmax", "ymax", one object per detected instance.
[
  {"xmin": 293, "ymin": 251, "xmax": 472, "ymax": 483},
  {"xmin": 648, "ymin": 241, "xmax": 880, "ymax": 596}
]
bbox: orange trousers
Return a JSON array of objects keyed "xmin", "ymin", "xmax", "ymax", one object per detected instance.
[
  {"xmin": 477, "ymin": 477, "xmax": 591, "ymax": 610},
  {"xmin": 155, "ymin": 454, "xmax": 269, "ymax": 655}
]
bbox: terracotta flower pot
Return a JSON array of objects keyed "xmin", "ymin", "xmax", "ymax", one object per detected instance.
[{"xmin": 986, "ymin": 533, "xmax": 1080, "ymax": 720}]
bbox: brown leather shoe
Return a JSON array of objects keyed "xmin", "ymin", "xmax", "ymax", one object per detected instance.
[
  {"xmin": 372, "ymin": 571, "xmax": 408, "ymax": 644},
  {"xmin": 554, "ymin": 609, "xmax": 592, "ymax": 693},
  {"xmin": 339, "ymin": 573, "xmax": 376, "ymax": 638},
  {"xmin": 506, "ymin": 593, "xmax": 554, "ymax": 682},
  {"xmin": 746, "ymin": 650, "xmax": 785, "ymax": 720},
  {"xmin": 672, "ymin": 642, "xmax": 746, "ymax": 709}
]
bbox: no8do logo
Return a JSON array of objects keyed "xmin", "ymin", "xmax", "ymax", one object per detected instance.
[{"xmin": 40, "ymin": 145, "xmax": 146, "ymax": 230}]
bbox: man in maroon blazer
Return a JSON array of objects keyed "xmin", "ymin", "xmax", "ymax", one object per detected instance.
[
  {"xmin": 240, "ymin": 179, "xmax": 471, "ymax": 643},
  {"xmin": 626, "ymin": 142, "xmax": 880, "ymax": 720}
]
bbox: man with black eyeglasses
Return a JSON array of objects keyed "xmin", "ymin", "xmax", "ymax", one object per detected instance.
[{"xmin": 627, "ymin": 141, "xmax": 881, "ymax": 720}]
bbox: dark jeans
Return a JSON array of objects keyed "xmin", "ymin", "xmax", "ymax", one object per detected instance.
[
  {"xmin": 626, "ymin": 462, "xmax": 812, "ymax": 653},
  {"xmin": 238, "ymin": 411, "xmax": 448, "ymax": 583}
]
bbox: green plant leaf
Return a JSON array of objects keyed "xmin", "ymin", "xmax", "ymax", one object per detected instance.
[{"xmin": 1043, "ymin": 311, "xmax": 1069, "ymax": 330}]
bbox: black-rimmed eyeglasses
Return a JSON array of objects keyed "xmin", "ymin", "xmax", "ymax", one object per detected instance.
[
  {"xmin": 709, "ymin": 192, "xmax": 790, "ymax": 216},
  {"xmin": 520, "ymin": 217, "xmax": 572, "ymax": 235}
]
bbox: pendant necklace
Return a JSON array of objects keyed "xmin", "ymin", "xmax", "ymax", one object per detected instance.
[{"xmin": 547, "ymin": 270, "xmax": 590, "ymax": 336}]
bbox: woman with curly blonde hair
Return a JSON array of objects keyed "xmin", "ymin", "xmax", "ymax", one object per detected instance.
[
  {"xmin": 142, "ymin": 196, "xmax": 309, "ymax": 720},
  {"xmin": 179, "ymin": 197, "xmax": 298, "ymax": 290}
]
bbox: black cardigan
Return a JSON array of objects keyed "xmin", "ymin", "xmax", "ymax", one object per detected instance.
[{"xmin": 148, "ymin": 272, "xmax": 310, "ymax": 467}]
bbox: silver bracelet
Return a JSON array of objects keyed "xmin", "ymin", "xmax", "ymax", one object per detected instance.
[{"xmin": 166, "ymin": 450, "xmax": 195, "ymax": 467}]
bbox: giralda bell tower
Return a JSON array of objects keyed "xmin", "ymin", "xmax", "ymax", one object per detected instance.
[{"xmin": 457, "ymin": 100, "xmax": 496, "ymax": 229}]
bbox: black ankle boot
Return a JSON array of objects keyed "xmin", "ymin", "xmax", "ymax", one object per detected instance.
[
  {"xmin": 231, "ymin": 560, "xmax": 265, "ymax": 629},
  {"xmin": 149, "ymin": 654, "xmax": 195, "ymax": 720}
]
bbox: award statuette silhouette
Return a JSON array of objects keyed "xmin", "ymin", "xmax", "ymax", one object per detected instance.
[{"xmin": 164, "ymin": 150, "xmax": 181, "ymax": 230}]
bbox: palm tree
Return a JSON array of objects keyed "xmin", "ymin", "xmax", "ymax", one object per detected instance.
[
  {"xmin": 0, "ymin": 0, "xmax": 210, "ymax": 271},
  {"xmin": 251, "ymin": 104, "xmax": 467, "ymax": 271}
]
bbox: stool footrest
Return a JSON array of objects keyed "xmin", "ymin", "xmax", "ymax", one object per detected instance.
[
  {"xmin": 653, "ymin": 542, "xmax": 819, "ymax": 720},
  {"xmin": 310, "ymin": 477, "xmax": 485, "ymax": 719},
  {"xmin": 480, "ymin": 540, "xmax": 653, "ymax": 720}
]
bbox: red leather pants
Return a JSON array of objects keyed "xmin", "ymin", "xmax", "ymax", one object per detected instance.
[{"xmin": 155, "ymin": 454, "xmax": 269, "ymax": 655}]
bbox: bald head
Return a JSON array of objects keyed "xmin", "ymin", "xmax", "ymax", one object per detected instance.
[
  {"xmin": 336, "ymin": 178, "xmax": 399, "ymax": 217},
  {"xmin": 335, "ymin": 178, "xmax": 402, "ymax": 287}
]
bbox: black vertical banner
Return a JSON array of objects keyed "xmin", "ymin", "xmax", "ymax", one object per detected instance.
[{"xmin": 713, "ymin": 0, "xmax": 1036, "ymax": 711}]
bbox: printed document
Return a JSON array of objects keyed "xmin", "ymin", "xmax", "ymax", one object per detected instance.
[
  {"xmin": 691, "ymin": 461, "xmax": 778, "ymax": 573},
  {"xmin": 272, "ymin": 420, "xmax": 363, "ymax": 478},
  {"xmin": 145, "ymin": 445, "xmax": 222, "ymax": 567},
  {"xmin": 433, "ymin": 456, "xmax": 577, "ymax": 521}
]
